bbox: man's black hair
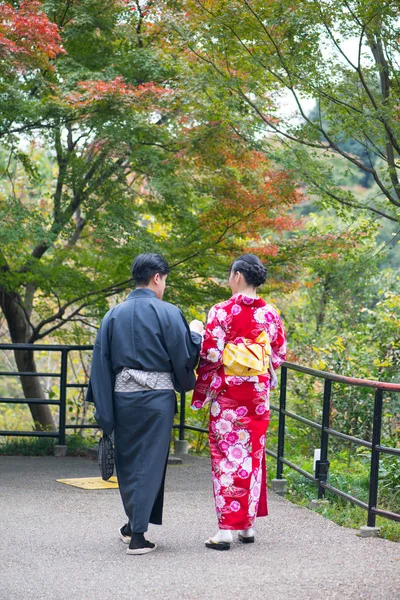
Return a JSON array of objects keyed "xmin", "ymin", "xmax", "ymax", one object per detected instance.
[{"xmin": 131, "ymin": 253, "xmax": 170, "ymax": 286}]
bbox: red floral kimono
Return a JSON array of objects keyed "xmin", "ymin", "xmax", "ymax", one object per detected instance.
[{"xmin": 192, "ymin": 293, "xmax": 286, "ymax": 530}]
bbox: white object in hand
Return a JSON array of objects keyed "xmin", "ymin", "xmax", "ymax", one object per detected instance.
[{"xmin": 189, "ymin": 319, "xmax": 204, "ymax": 334}]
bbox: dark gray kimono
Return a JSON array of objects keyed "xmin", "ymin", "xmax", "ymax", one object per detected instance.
[{"xmin": 86, "ymin": 288, "xmax": 201, "ymax": 533}]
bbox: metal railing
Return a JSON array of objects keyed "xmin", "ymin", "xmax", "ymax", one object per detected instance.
[
  {"xmin": 0, "ymin": 344, "xmax": 399, "ymax": 528},
  {"xmin": 0, "ymin": 344, "xmax": 94, "ymax": 444},
  {"xmin": 269, "ymin": 363, "xmax": 400, "ymax": 528}
]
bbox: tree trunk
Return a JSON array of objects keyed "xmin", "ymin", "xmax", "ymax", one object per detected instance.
[
  {"xmin": 13, "ymin": 348, "xmax": 56, "ymax": 431},
  {"xmin": 0, "ymin": 289, "xmax": 56, "ymax": 431}
]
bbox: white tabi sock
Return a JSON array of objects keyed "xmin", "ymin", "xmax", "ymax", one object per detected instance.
[
  {"xmin": 239, "ymin": 527, "xmax": 255, "ymax": 538},
  {"xmin": 210, "ymin": 529, "xmax": 233, "ymax": 543}
]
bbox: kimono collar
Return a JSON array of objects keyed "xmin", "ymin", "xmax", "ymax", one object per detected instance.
[
  {"xmin": 231, "ymin": 293, "xmax": 265, "ymax": 307},
  {"xmin": 127, "ymin": 288, "xmax": 158, "ymax": 300}
]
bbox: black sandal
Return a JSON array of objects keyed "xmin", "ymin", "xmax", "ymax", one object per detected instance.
[
  {"xmin": 205, "ymin": 538, "xmax": 231, "ymax": 551},
  {"xmin": 238, "ymin": 533, "xmax": 255, "ymax": 544}
]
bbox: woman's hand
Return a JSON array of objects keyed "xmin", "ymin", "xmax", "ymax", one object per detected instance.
[{"xmin": 189, "ymin": 319, "xmax": 204, "ymax": 334}]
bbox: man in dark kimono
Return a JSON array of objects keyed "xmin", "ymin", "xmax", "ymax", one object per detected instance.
[{"xmin": 87, "ymin": 253, "xmax": 203, "ymax": 555}]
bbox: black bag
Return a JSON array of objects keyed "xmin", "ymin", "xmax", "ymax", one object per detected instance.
[{"xmin": 98, "ymin": 433, "xmax": 115, "ymax": 481}]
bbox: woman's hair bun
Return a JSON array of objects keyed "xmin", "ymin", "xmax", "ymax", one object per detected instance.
[
  {"xmin": 246, "ymin": 262, "xmax": 267, "ymax": 287},
  {"xmin": 230, "ymin": 254, "xmax": 267, "ymax": 287}
]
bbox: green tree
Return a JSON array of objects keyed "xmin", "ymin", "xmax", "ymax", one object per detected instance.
[
  {"xmin": 0, "ymin": 1, "xmax": 305, "ymax": 430},
  {"xmin": 170, "ymin": 0, "xmax": 400, "ymax": 224},
  {"xmin": 280, "ymin": 215, "xmax": 400, "ymax": 440}
]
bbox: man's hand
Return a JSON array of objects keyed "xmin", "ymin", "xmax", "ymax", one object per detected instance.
[{"xmin": 189, "ymin": 319, "xmax": 204, "ymax": 334}]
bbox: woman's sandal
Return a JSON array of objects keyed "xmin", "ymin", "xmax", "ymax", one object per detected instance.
[
  {"xmin": 238, "ymin": 533, "xmax": 255, "ymax": 544},
  {"xmin": 205, "ymin": 538, "xmax": 231, "ymax": 551}
]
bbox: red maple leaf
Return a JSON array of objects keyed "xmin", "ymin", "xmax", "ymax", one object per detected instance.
[{"xmin": 0, "ymin": 1, "xmax": 65, "ymax": 71}]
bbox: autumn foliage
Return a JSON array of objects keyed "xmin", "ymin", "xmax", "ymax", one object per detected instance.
[
  {"xmin": 67, "ymin": 77, "xmax": 172, "ymax": 108},
  {"xmin": 0, "ymin": 1, "xmax": 65, "ymax": 70},
  {"xmin": 188, "ymin": 132, "xmax": 304, "ymax": 266}
]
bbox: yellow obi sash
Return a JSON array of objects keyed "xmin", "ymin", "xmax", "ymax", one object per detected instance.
[{"xmin": 222, "ymin": 331, "xmax": 271, "ymax": 376}]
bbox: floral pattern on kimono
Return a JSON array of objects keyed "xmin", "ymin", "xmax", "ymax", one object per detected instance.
[{"xmin": 192, "ymin": 294, "xmax": 286, "ymax": 530}]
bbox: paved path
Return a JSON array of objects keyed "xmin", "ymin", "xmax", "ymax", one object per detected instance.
[{"xmin": 0, "ymin": 455, "xmax": 399, "ymax": 600}]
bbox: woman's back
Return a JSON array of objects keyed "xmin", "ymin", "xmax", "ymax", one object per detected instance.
[
  {"xmin": 209, "ymin": 294, "xmax": 281, "ymax": 344},
  {"xmin": 191, "ymin": 253, "xmax": 287, "ymax": 550}
]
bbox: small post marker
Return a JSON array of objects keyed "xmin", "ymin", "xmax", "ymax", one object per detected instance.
[
  {"xmin": 310, "ymin": 499, "xmax": 329, "ymax": 510},
  {"xmin": 174, "ymin": 439, "xmax": 189, "ymax": 456},
  {"xmin": 54, "ymin": 445, "xmax": 67, "ymax": 457},
  {"xmin": 359, "ymin": 526, "xmax": 381, "ymax": 538},
  {"xmin": 168, "ymin": 456, "xmax": 183, "ymax": 465},
  {"xmin": 313, "ymin": 448, "xmax": 321, "ymax": 476},
  {"xmin": 271, "ymin": 478, "xmax": 287, "ymax": 496}
]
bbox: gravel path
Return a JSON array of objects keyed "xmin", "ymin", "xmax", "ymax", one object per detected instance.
[{"xmin": 0, "ymin": 455, "xmax": 399, "ymax": 600}]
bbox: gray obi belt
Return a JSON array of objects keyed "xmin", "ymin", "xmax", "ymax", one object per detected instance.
[{"xmin": 115, "ymin": 367, "xmax": 174, "ymax": 392}]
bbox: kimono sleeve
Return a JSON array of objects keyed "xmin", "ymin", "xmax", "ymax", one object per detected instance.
[
  {"xmin": 86, "ymin": 314, "xmax": 115, "ymax": 435},
  {"xmin": 163, "ymin": 309, "xmax": 202, "ymax": 393},
  {"xmin": 270, "ymin": 309, "xmax": 287, "ymax": 370},
  {"xmin": 191, "ymin": 306, "xmax": 226, "ymax": 410}
]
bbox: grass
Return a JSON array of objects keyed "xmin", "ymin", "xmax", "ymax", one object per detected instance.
[
  {"xmin": 314, "ymin": 501, "xmax": 400, "ymax": 542},
  {"xmin": 0, "ymin": 437, "xmax": 56, "ymax": 456},
  {"xmin": 0, "ymin": 433, "xmax": 99, "ymax": 456},
  {"xmin": 65, "ymin": 432, "xmax": 99, "ymax": 456}
]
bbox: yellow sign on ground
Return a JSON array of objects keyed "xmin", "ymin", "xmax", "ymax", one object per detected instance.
[{"xmin": 57, "ymin": 476, "xmax": 119, "ymax": 489}]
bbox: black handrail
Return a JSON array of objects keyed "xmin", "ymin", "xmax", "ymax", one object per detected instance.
[
  {"xmin": 272, "ymin": 363, "xmax": 400, "ymax": 527},
  {"xmin": 0, "ymin": 344, "xmax": 399, "ymax": 529},
  {"xmin": 0, "ymin": 344, "xmax": 91, "ymax": 439}
]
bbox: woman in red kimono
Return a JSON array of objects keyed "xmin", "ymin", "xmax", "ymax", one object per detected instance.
[{"xmin": 191, "ymin": 254, "xmax": 286, "ymax": 550}]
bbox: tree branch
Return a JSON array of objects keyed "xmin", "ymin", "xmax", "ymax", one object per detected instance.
[
  {"xmin": 66, "ymin": 208, "xmax": 86, "ymax": 248},
  {"xmin": 170, "ymin": 202, "xmax": 276, "ymax": 268},
  {"xmin": 366, "ymin": 31, "xmax": 400, "ymax": 198},
  {"xmin": 29, "ymin": 279, "xmax": 133, "ymax": 342},
  {"xmin": 0, "ymin": 119, "xmax": 75, "ymax": 139},
  {"xmin": 135, "ymin": 0, "xmax": 144, "ymax": 48},
  {"xmin": 234, "ymin": 2, "xmax": 400, "ymax": 207}
]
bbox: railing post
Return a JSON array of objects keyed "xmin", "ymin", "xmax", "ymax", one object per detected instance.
[
  {"xmin": 58, "ymin": 349, "xmax": 68, "ymax": 447},
  {"xmin": 367, "ymin": 388, "xmax": 383, "ymax": 528},
  {"xmin": 317, "ymin": 378, "xmax": 331, "ymax": 499},
  {"xmin": 276, "ymin": 366, "xmax": 287, "ymax": 479},
  {"xmin": 174, "ymin": 391, "xmax": 188, "ymax": 456},
  {"xmin": 179, "ymin": 391, "xmax": 186, "ymax": 441}
]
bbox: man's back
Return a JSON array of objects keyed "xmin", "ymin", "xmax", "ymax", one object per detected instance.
[
  {"xmin": 88, "ymin": 287, "xmax": 201, "ymax": 434},
  {"xmin": 86, "ymin": 252, "xmax": 203, "ymax": 555},
  {"xmin": 107, "ymin": 288, "xmax": 185, "ymax": 374}
]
